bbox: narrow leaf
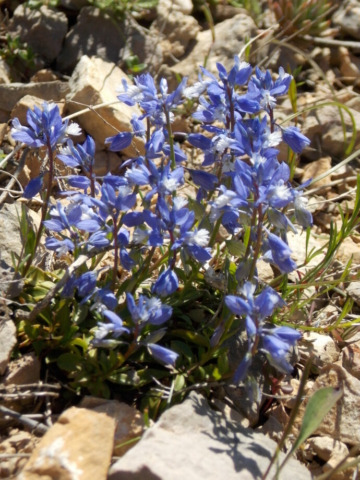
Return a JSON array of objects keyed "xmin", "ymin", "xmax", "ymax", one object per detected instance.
[{"xmin": 290, "ymin": 386, "xmax": 343, "ymax": 455}]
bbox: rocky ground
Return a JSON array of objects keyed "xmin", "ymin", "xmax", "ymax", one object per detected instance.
[{"xmin": 1, "ymin": 0, "xmax": 360, "ymax": 478}]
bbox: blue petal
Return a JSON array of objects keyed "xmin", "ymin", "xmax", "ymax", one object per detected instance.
[
  {"xmin": 23, "ymin": 176, "xmax": 43, "ymax": 199},
  {"xmin": 147, "ymin": 343, "xmax": 179, "ymax": 366},
  {"xmin": 153, "ymin": 268, "xmax": 178, "ymax": 297}
]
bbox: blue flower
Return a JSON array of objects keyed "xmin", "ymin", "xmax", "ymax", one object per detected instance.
[
  {"xmin": 43, "ymin": 202, "xmax": 83, "ymax": 233},
  {"xmin": 105, "ymin": 131, "xmax": 133, "ymax": 152},
  {"xmin": 126, "ymin": 293, "xmax": 173, "ymax": 326},
  {"xmin": 266, "ymin": 232, "xmax": 297, "ymax": 273},
  {"xmin": 153, "ymin": 268, "xmax": 179, "ymax": 297},
  {"xmin": 23, "ymin": 175, "xmax": 44, "ymax": 199},
  {"xmin": 226, "ymin": 282, "xmax": 286, "ymax": 336},
  {"xmin": 225, "ymin": 284, "xmax": 301, "ymax": 381},
  {"xmin": 147, "ymin": 343, "xmax": 179, "ymax": 366},
  {"xmin": 261, "ymin": 329, "xmax": 300, "ymax": 374},
  {"xmin": 95, "ymin": 310, "xmax": 129, "ymax": 341},
  {"xmin": 58, "ymin": 136, "xmax": 95, "ymax": 172},
  {"xmin": 76, "ymin": 271, "xmax": 97, "ymax": 297},
  {"xmin": 247, "ymin": 67, "xmax": 292, "ymax": 112},
  {"xmin": 11, "ymin": 102, "xmax": 80, "ymax": 149},
  {"xmin": 45, "ymin": 238, "xmax": 74, "ymax": 255},
  {"xmin": 126, "ymin": 161, "xmax": 184, "ymax": 201},
  {"xmin": 282, "ymin": 126, "xmax": 310, "ymax": 153}
]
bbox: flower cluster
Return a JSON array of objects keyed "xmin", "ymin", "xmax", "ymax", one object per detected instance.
[{"xmin": 13, "ymin": 57, "xmax": 312, "ymax": 386}]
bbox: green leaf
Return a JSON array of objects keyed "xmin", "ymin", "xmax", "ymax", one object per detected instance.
[
  {"xmin": 289, "ymin": 386, "xmax": 343, "ymax": 456},
  {"xmin": 174, "ymin": 374, "xmax": 185, "ymax": 391},
  {"xmin": 172, "ymin": 329, "xmax": 210, "ymax": 347},
  {"xmin": 226, "ymin": 240, "xmax": 246, "ymax": 257},
  {"xmin": 57, "ymin": 353, "xmax": 82, "ymax": 372},
  {"xmin": 217, "ymin": 351, "xmax": 229, "ymax": 376},
  {"xmin": 171, "ymin": 340, "xmax": 195, "ymax": 364},
  {"xmin": 108, "ymin": 368, "xmax": 167, "ymax": 387}
]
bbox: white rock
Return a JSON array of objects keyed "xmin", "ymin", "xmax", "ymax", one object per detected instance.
[
  {"xmin": 295, "ymin": 364, "xmax": 360, "ymax": 445},
  {"xmin": 308, "ymin": 435, "xmax": 348, "ymax": 462},
  {"xmin": 171, "ymin": 14, "xmax": 257, "ymax": 84},
  {"xmin": 151, "ymin": 9, "xmax": 200, "ymax": 59},
  {"xmin": 157, "ymin": 0, "xmax": 193, "ymax": 15},
  {"xmin": 109, "ymin": 392, "xmax": 311, "ymax": 480},
  {"xmin": 66, "ymin": 56, "xmax": 144, "ymax": 156},
  {"xmin": 79, "ymin": 397, "xmax": 144, "ymax": 456},
  {"xmin": 346, "ymin": 281, "xmax": 360, "ymax": 307},
  {"xmin": 302, "ymin": 104, "xmax": 360, "ymax": 159},
  {"xmin": 57, "ymin": 8, "xmax": 162, "ymax": 74},
  {"xmin": 11, "ymin": 95, "xmax": 65, "ymax": 126},
  {"xmin": 298, "ymin": 331, "xmax": 340, "ymax": 370},
  {"xmin": 0, "ymin": 319, "xmax": 16, "ymax": 375},
  {"xmin": 4, "ymin": 352, "xmax": 41, "ymax": 386},
  {"xmin": 8, "ymin": 5, "xmax": 68, "ymax": 62},
  {"xmin": 308, "ymin": 436, "xmax": 352, "ymax": 480},
  {"xmin": 0, "ymin": 59, "xmax": 11, "ymax": 84},
  {"xmin": 0, "ymin": 81, "xmax": 70, "ymax": 113},
  {"xmin": 340, "ymin": 341, "xmax": 360, "ymax": 380},
  {"xmin": 19, "ymin": 407, "xmax": 115, "ymax": 480},
  {"xmin": 333, "ymin": 0, "xmax": 360, "ymax": 40},
  {"xmin": 0, "ymin": 203, "xmax": 41, "ymax": 268}
]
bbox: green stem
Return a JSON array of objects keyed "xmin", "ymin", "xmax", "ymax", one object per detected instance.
[{"xmin": 209, "ymin": 217, "xmax": 223, "ymax": 248}]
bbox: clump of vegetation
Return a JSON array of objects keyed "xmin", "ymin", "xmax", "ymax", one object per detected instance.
[
  {"xmin": 86, "ymin": 0, "xmax": 158, "ymax": 20},
  {"xmin": 269, "ymin": 0, "xmax": 334, "ymax": 36},
  {"xmin": 0, "ymin": 34, "xmax": 35, "ymax": 70}
]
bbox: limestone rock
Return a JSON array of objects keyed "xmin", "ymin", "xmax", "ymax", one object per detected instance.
[
  {"xmin": 0, "ymin": 81, "xmax": 70, "ymax": 113},
  {"xmin": 170, "ymin": 14, "xmax": 257, "ymax": 84},
  {"xmin": 256, "ymin": 415, "xmax": 284, "ymax": 443},
  {"xmin": 0, "ymin": 59, "xmax": 11, "ymax": 84},
  {"xmin": 3, "ymin": 352, "xmax": 40, "ymax": 386},
  {"xmin": 301, "ymin": 105, "xmax": 360, "ymax": 159},
  {"xmin": 308, "ymin": 436, "xmax": 352, "ymax": 480},
  {"xmin": 30, "ymin": 69, "xmax": 59, "ymax": 83},
  {"xmin": 210, "ymin": 398, "xmax": 250, "ymax": 428},
  {"xmin": 301, "ymin": 157, "xmax": 332, "ymax": 191},
  {"xmin": 309, "ymin": 435, "xmax": 348, "ymax": 462},
  {"xmin": 339, "ymin": 46, "xmax": 360, "ymax": 84},
  {"xmin": 298, "ymin": 331, "xmax": 340, "ymax": 371},
  {"xmin": 340, "ymin": 341, "xmax": 360, "ymax": 380},
  {"xmin": 282, "ymin": 378, "xmax": 315, "ymax": 409},
  {"xmin": 93, "ymin": 150, "xmax": 122, "ymax": 176},
  {"xmin": 8, "ymin": 5, "xmax": 68, "ymax": 63},
  {"xmin": 151, "ymin": 9, "xmax": 200, "ymax": 59},
  {"xmin": 157, "ymin": 0, "xmax": 193, "ymax": 15},
  {"xmin": 66, "ymin": 56, "xmax": 144, "ymax": 155},
  {"xmin": 11, "ymin": 95, "xmax": 65, "ymax": 126},
  {"xmin": 0, "ymin": 319, "xmax": 16, "ymax": 375},
  {"xmin": 286, "ymin": 230, "xmax": 326, "ymax": 278},
  {"xmin": 333, "ymin": 0, "xmax": 360, "ymax": 40},
  {"xmin": 57, "ymin": 7, "xmax": 162, "ymax": 73},
  {"xmin": 19, "ymin": 407, "xmax": 115, "ymax": 480},
  {"xmin": 108, "ymin": 392, "xmax": 311, "ymax": 480},
  {"xmin": 346, "ymin": 281, "xmax": 360, "ymax": 307},
  {"xmin": 336, "ymin": 237, "xmax": 360, "ymax": 265},
  {"xmin": 295, "ymin": 364, "xmax": 360, "ymax": 445},
  {"xmin": 0, "ymin": 203, "xmax": 40, "ymax": 268},
  {"xmin": 79, "ymin": 397, "xmax": 144, "ymax": 456}
]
